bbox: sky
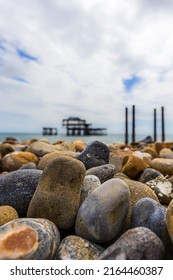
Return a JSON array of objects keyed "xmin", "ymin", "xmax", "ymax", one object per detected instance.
[{"xmin": 1, "ymin": 0, "xmax": 173, "ymax": 135}]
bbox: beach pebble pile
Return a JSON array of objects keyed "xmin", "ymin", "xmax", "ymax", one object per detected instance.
[{"xmin": 0, "ymin": 137, "xmax": 173, "ymax": 259}]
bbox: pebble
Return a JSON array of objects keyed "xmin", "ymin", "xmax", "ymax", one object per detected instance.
[
  {"xmin": 54, "ymin": 235, "xmax": 104, "ymax": 260},
  {"xmin": 166, "ymin": 199, "xmax": 173, "ymax": 244},
  {"xmin": 79, "ymin": 175, "xmax": 101, "ymax": 206},
  {"xmin": 73, "ymin": 139, "xmax": 87, "ymax": 152},
  {"xmin": 151, "ymin": 158, "xmax": 173, "ymax": 176},
  {"xmin": 0, "ymin": 205, "xmax": 19, "ymax": 226},
  {"xmin": 121, "ymin": 155, "xmax": 148, "ymax": 179},
  {"xmin": 27, "ymin": 156, "xmax": 86, "ymax": 229},
  {"xmin": 131, "ymin": 197, "xmax": 172, "ymax": 249},
  {"xmin": 2, "ymin": 151, "xmax": 39, "ymax": 172},
  {"xmin": 0, "ymin": 143, "xmax": 14, "ymax": 157},
  {"xmin": 159, "ymin": 148, "xmax": 173, "ymax": 159},
  {"xmin": 98, "ymin": 227, "xmax": 165, "ymax": 260},
  {"xmin": 0, "ymin": 170, "xmax": 42, "ymax": 217},
  {"xmin": 141, "ymin": 147, "xmax": 159, "ymax": 158},
  {"xmin": 0, "ymin": 218, "xmax": 60, "ymax": 260},
  {"xmin": 121, "ymin": 178, "xmax": 159, "ymax": 230},
  {"xmin": 77, "ymin": 141, "xmax": 109, "ymax": 170},
  {"xmin": 109, "ymin": 155, "xmax": 125, "ymax": 174},
  {"xmin": 86, "ymin": 164, "xmax": 115, "ymax": 183},
  {"xmin": 26, "ymin": 141, "xmax": 62, "ymax": 157},
  {"xmin": 1, "ymin": 136, "xmax": 173, "ymax": 260},
  {"xmin": 145, "ymin": 175, "xmax": 173, "ymax": 205},
  {"xmin": 38, "ymin": 151, "xmax": 78, "ymax": 170},
  {"xmin": 75, "ymin": 178, "xmax": 130, "ymax": 243},
  {"xmin": 140, "ymin": 167, "xmax": 162, "ymax": 183}
]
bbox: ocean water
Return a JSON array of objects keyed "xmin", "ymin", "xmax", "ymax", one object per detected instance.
[{"xmin": 1, "ymin": 132, "xmax": 173, "ymax": 144}]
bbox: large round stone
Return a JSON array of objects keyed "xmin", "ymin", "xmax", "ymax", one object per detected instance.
[
  {"xmin": 27, "ymin": 156, "xmax": 86, "ymax": 229},
  {"xmin": 0, "ymin": 170, "xmax": 42, "ymax": 217},
  {"xmin": 0, "ymin": 218, "xmax": 60, "ymax": 260},
  {"xmin": 75, "ymin": 178, "xmax": 130, "ymax": 243},
  {"xmin": 98, "ymin": 227, "xmax": 165, "ymax": 260},
  {"xmin": 151, "ymin": 158, "xmax": 173, "ymax": 176}
]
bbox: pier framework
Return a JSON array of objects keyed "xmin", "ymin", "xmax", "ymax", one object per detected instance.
[{"xmin": 62, "ymin": 117, "xmax": 107, "ymax": 136}]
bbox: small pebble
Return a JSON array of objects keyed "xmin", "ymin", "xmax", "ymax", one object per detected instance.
[{"xmin": 0, "ymin": 205, "xmax": 19, "ymax": 226}]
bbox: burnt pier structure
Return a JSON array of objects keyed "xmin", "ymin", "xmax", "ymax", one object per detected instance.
[{"xmin": 62, "ymin": 117, "xmax": 107, "ymax": 136}]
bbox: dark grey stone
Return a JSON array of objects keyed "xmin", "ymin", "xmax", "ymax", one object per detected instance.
[
  {"xmin": 86, "ymin": 164, "xmax": 115, "ymax": 183},
  {"xmin": 140, "ymin": 167, "xmax": 161, "ymax": 183},
  {"xmin": 0, "ymin": 169, "xmax": 42, "ymax": 217},
  {"xmin": 77, "ymin": 141, "xmax": 109, "ymax": 170},
  {"xmin": 131, "ymin": 197, "xmax": 172, "ymax": 250}
]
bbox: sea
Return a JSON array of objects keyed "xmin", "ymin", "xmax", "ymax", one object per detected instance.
[{"xmin": 1, "ymin": 132, "xmax": 173, "ymax": 144}]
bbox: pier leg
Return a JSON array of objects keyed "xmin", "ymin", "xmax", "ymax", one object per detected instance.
[
  {"xmin": 125, "ymin": 107, "xmax": 128, "ymax": 144},
  {"xmin": 161, "ymin": 106, "xmax": 165, "ymax": 142},
  {"xmin": 132, "ymin": 105, "xmax": 135, "ymax": 143},
  {"xmin": 154, "ymin": 108, "xmax": 157, "ymax": 142}
]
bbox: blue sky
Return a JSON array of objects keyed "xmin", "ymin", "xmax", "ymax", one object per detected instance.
[{"xmin": 0, "ymin": 0, "xmax": 173, "ymax": 135}]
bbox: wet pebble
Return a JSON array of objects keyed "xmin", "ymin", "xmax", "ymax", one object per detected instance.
[
  {"xmin": 0, "ymin": 218, "xmax": 60, "ymax": 260},
  {"xmin": 98, "ymin": 227, "xmax": 165, "ymax": 260},
  {"xmin": 75, "ymin": 178, "xmax": 130, "ymax": 243},
  {"xmin": 54, "ymin": 235, "xmax": 104, "ymax": 260}
]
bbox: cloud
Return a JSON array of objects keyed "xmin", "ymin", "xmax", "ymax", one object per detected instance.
[{"xmin": 0, "ymin": 0, "xmax": 173, "ymax": 136}]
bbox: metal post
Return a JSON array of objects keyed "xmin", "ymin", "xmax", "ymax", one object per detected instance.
[
  {"xmin": 154, "ymin": 108, "xmax": 157, "ymax": 142},
  {"xmin": 125, "ymin": 107, "xmax": 128, "ymax": 144},
  {"xmin": 132, "ymin": 105, "xmax": 135, "ymax": 142},
  {"xmin": 161, "ymin": 106, "xmax": 165, "ymax": 142}
]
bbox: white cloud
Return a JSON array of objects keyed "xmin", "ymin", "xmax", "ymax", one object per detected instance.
[{"xmin": 0, "ymin": 0, "xmax": 173, "ymax": 135}]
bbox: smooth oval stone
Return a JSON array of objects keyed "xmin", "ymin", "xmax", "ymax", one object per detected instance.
[
  {"xmin": 140, "ymin": 167, "xmax": 162, "ymax": 183},
  {"xmin": 2, "ymin": 151, "xmax": 39, "ymax": 172},
  {"xmin": 27, "ymin": 156, "xmax": 86, "ymax": 229},
  {"xmin": 86, "ymin": 164, "xmax": 115, "ymax": 183},
  {"xmin": 131, "ymin": 197, "xmax": 171, "ymax": 248},
  {"xmin": 121, "ymin": 155, "xmax": 147, "ymax": 179},
  {"xmin": 79, "ymin": 175, "xmax": 101, "ymax": 206},
  {"xmin": 98, "ymin": 227, "xmax": 165, "ymax": 260},
  {"xmin": 77, "ymin": 141, "xmax": 109, "ymax": 170},
  {"xmin": 19, "ymin": 162, "xmax": 37, "ymax": 170},
  {"xmin": 166, "ymin": 199, "xmax": 173, "ymax": 243},
  {"xmin": 53, "ymin": 142, "xmax": 75, "ymax": 151},
  {"xmin": 75, "ymin": 178, "xmax": 130, "ymax": 243},
  {"xmin": 0, "ymin": 218, "xmax": 60, "ymax": 260},
  {"xmin": 54, "ymin": 235, "xmax": 104, "ymax": 260},
  {"xmin": 0, "ymin": 170, "xmax": 42, "ymax": 217},
  {"xmin": 0, "ymin": 205, "xmax": 19, "ymax": 226},
  {"xmin": 146, "ymin": 175, "xmax": 173, "ymax": 205},
  {"xmin": 151, "ymin": 158, "xmax": 173, "ymax": 176}
]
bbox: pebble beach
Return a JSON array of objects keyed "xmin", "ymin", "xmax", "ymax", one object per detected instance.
[{"xmin": 0, "ymin": 136, "xmax": 173, "ymax": 260}]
